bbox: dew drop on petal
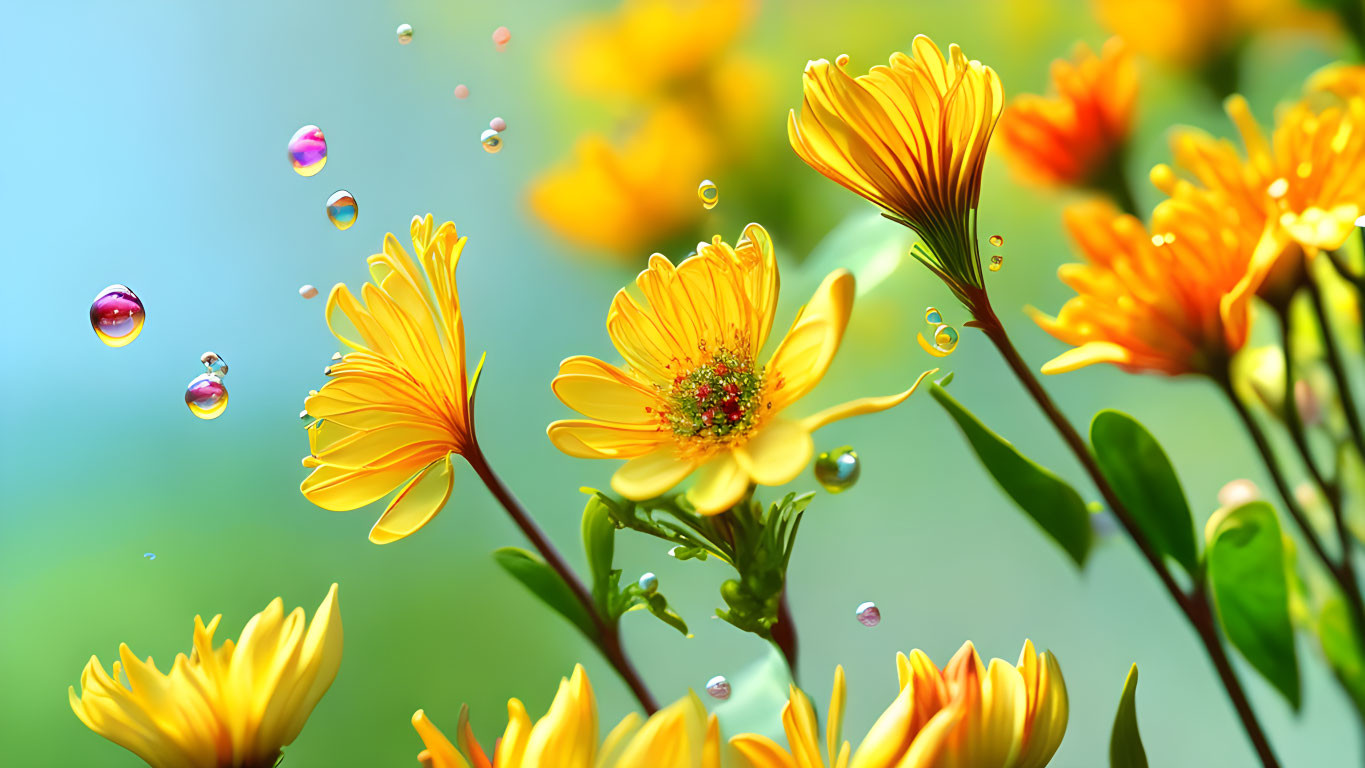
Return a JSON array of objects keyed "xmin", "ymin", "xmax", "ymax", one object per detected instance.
[
  {"xmin": 90, "ymin": 284, "xmax": 146, "ymax": 347},
  {"xmin": 331, "ymin": 352, "xmax": 343, "ymax": 361},
  {"xmin": 835, "ymin": 53, "xmax": 850, "ymax": 67},
  {"xmin": 490, "ymin": 117, "xmax": 507, "ymax": 132},
  {"xmin": 924, "ymin": 306, "xmax": 942, "ymax": 325},
  {"xmin": 933, "ymin": 324, "xmax": 959, "ymax": 353},
  {"xmin": 299, "ymin": 409, "xmax": 310, "ymax": 421},
  {"xmin": 492, "ymin": 26, "xmax": 510, "ymax": 45},
  {"xmin": 638, "ymin": 572, "xmax": 658, "ymax": 595},
  {"xmin": 454, "ymin": 84, "xmax": 470, "ymax": 99},
  {"xmin": 989, "ymin": 234, "xmax": 1004, "ymax": 247},
  {"xmin": 705, "ymin": 675, "xmax": 731, "ymax": 700},
  {"xmin": 326, "ymin": 190, "xmax": 358, "ymax": 230},
  {"xmin": 989, "ymin": 254, "xmax": 1003, "ymax": 272},
  {"xmin": 855, "ymin": 601, "xmax": 881, "ymax": 627},
  {"xmin": 697, "ymin": 179, "xmax": 719, "ymax": 210},
  {"xmin": 288, "ymin": 125, "xmax": 327, "ymax": 176},
  {"xmin": 200, "ymin": 351, "xmax": 228, "ymax": 377},
  {"xmin": 185, "ymin": 374, "xmax": 229, "ymax": 420},
  {"xmin": 481, "ymin": 129, "xmax": 503, "ymax": 153},
  {"xmin": 814, "ymin": 446, "xmax": 861, "ymax": 493},
  {"xmin": 299, "ymin": 285, "xmax": 318, "ymax": 299},
  {"xmin": 396, "ymin": 23, "xmax": 413, "ymax": 44},
  {"xmin": 1267, "ymin": 177, "xmax": 1289, "ymax": 199}
]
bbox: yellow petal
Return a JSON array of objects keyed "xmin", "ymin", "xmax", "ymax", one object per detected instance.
[
  {"xmin": 547, "ymin": 420, "xmax": 668, "ymax": 459},
  {"xmin": 848, "ymin": 684, "xmax": 917, "ymax": 768},
  {"xmin": 369, "ymin": 455, "xmax": 455, "ymax": 544},
  {"xmin": 611, "ymin": 446, "xmax": 697, "ymax": 500},
  {"xmin": 412, "ymin": 710, "xmax": 471, "ymax": 768},
  {"xmin": 767, "ymin": 270, "xmax": 855, "ymax": 411},
  {"xmin": 300, "ymin": 463, "xmax": 417, "ymax": 512},
  {"xmin": 553, "ymin": 356, "xmax": 660, "ymax": 424},
  {"xmin": 828, "ymin": 666, "xmax": 847, "ymax": 767},
  {"xmin": 1039, "ymin": 341, "xmax": 1134, "ymax": 375},
  {"xmin": 688, "ymin": 453, "xmax": 750, "ymax": 515},
  {"xmin": 735, "ymin": 419, "xmax": 813, "ymax": 486},
  {"xmin": 799, "ymin": 369, "xmax": 936, "ymax": 433},
  {"xmin": 730, "ymin": 734, "xmax": 793, "ymax": 768}
]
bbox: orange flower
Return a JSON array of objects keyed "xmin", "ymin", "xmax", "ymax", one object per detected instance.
[
  {"xmin": 1031, "ymin": 190, "xmax": 1286, "ymax": 376},
  {"xmin": 1307, "ymin": 64, "xmax": 1365, "ymax": 102},
  {"xmin": 999, "ymin": 38, "xmax": 1137, "ymax": 190}
]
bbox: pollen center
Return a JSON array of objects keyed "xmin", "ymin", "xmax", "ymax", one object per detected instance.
[{"xmin": 660, "ymin": 347, "xmax": 765, "ymax": 441}]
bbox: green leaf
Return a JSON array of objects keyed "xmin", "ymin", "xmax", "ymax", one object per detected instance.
[
  {"xmin": 492, "ymin": 547, "xmax": 599, "ymax": 642},
  {"xmin": 1109, "ymin": 664, "xmax": 1148, "ymax": 768},
  {"xmin": 580, "ymin": 492, "xmax": 617, "ymax": 612},
  {"xmin": 642, "ymin": 593, "xmax": 690, "ymax": 637},
  {"xmin": 1318, "ymin": 592, "xmax": 1365, "ymax": 717},
  {"xmin": 1089, "ymin": 410, "xmax": 1199, "ymax": 576},
  {"xmin": 710, "ymin": 645, "xmax": 793, "ymax": 736},
  {"xmin": 1205, "ymin": 501, "xmax": 1301, "ymax": 709},
  {"xmin": 929, "ymin": 383, "xmax": 1091, "ymax": 567}
]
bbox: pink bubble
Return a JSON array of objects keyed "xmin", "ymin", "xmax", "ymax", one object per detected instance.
[
  {"xmin": 490, "ymin": 117, "xmax": 506, "ymax": 132},
  {"xmin": 453, "ymin": 84, "xmax": 469, "ymax": 99},
  {"xmin": 492, "ymin": 26, "xmax": 510, "ymax": 45}
]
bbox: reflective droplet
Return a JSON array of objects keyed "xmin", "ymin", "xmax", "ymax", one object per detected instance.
[
  {"xmin": 299, "ymin": 409, "xmax": 310, "ymax": 420},
  {"xmin": 1355, "ymin": 214, "xmax": 1365, "ymax": 228},
  {"xmin": 855, "ymin": 601, "xmax": 881, "ymax": 627},
  {"xmin": 924, "ymin": 306, "xmax": 942, "ymax": 325},
  {"xmin": 933, "ymin": 324, "xmax": 959, "ymax": 352},
  {"xmin": 481, "ymin": 129, "xmax": 503, "ymax": 153},
  {"xmin": 143, "ymin": 552, "xmax": 156, "ymax": 561},
  {"xmin": 638, "ymin": 572, "xmax": 658, "ymax": 595},
  {"xmin": 326, "ymin": 190, "xmax": 358, "ymax": 230},
  {"xmin": 323, "ymin": 366, "xmax": 333, "ymax": 376},
  {"xmin": 299, "ymin": 284, "xmax": 318, "ymax": 299},
  {"xmin": 396, "ymin": 23, "xmax": 413, "ymax": 44},
  {"xmin": 490, "ymin": 117, "xmax": 507, "ymax": 132},
  {"xmin": 454, "ymin": 84, "xmax": 470, "ymax": 99},
  {"xmin": 331, "ymin": 352, "xmax": 343, "ymax": 361},
  {"xmin": 288, "ymin": 125, "xmax": 327, "ymax": 177},
  {"xmin": 1267, "ymin": 177, "xmax": 1289, "ymax": 199},
  {"xmin": 989, "ymin": 234, "xmax": 1004, "ymax": 247},
  {"xmin": 835, "ymin": 53, "xmax": 850, "ymax": 67},
  {"xmin": 90, "ymin": 284, "xmax": 146, "ymax": 347},
  {"xmin": 200, "ymin": 351, "xmax": 228, "ymax": 377},
  {"xmin": 668, "ymin": 545, "xmax": 682, "ymax": 558},
  {"xmin": 698, "ymin": 179, "xmax": 719, "ymax": 210},
  {"xmin": 814, "ymin": 446, "xmax": 860, "ymax": 493},
  {"xmin": 705, "ymin": 675, "xmax": 731, "ymax": 700},
  {"xmin": 185, "ymin": 374, "xmax": 229, "ymax": 420},
  {"xmin": 492, "ymin": 26, "xmax": 511, "ymax": 45},
  {"xmin": 989, "ymin": 254, "xmax": 1003, "ymax": 272}
]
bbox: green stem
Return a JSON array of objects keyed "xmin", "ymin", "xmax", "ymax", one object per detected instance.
[
  {"xmin": 1089, "ymin": 146, "xmax": 1141, "ymax": 218},
  {"xmin": 1306, "ymin": 277, "xmax": 1365, "ymax": 464},
  {"xmin": 1277, "ymin": 310, "xmax": 1339, "ymax": 510}
]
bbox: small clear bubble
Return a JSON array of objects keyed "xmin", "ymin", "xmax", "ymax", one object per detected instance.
[
  {"xmin": 288, "ymin": 125, "xmax": 327, "ymax": 177},
  {"xmin": 924, "ymin": 306, "xmax": 942, "ymax": 325},
  {"xmin": 299, "ymin": 285, "xmax": 319, "ymax": 299},
  {"xmin": 855, "ymin": 601, "xmax": 881, "ymax": 627},
  {"xmin": 989, "ymin": 254, "xmax": 1003, "ymax": 272},
  {"xmin": 331, "ymin": 352, "xmax": 343, "ymax": 361},
  {"xmin": 200, "ymin": 351, "xmax": 228, "ymax": 377},
  {"xmin": 397, "ymin": 23, "xmax": 413, "ymax": 44},
  {"xmin": 698, "ymin": 179, "xmax": 719, "ymax": 210},
  {"xmin": 705, "ymin": 675, "xmax": 731, "ymax": 700},
  {"xmin": 481, "ymin": 129, "xmax": 503, "ymax": 153},
  {"xmin": 90, "ymin": 284, "xmax": 146, "ymax": 347},
  {"xmin": 989, "ymin": 234, "xmax": 1004, "ymax": 247},
  {"xmin": 933, "ymin": 324, "xmax": 959, "ymax": 352},
  {"xmin": 814, "ymin": 446, "xmax": 860, "ymax": 493},
  {"xmin": 326, "ymin": 190, "xmax": 358, "ymax": 230},
  {"xmin": 638, "ymin": 572, "xmax": 658, "ymax": 595},
  {"xmin": 143, "ymin": 552, "xmax": 156, "ymax": 561},
  {"xmin": 185, "ymin": 374, "xmax": 229, "ymax": 420}
]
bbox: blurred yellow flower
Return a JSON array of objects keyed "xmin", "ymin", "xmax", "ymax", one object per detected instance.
[
  {"xmin": 730, "ymin": 640, "xmax": 1067, "ymax": 768},
  {"xmin": 300, "ymin": 215, "xmax": 479, "ymax": 545},
  {"xmin": 999, "ymin": 38, "xmax": 1137, "ymax": 191},
  {"xmin": 1307, "ymin": 64, "xmax": 1365, "ymax": 102},
  {"xmin": 788, "ymin": 36, "xmax": 1003, "ymax": 302},
  {"xmin": 70, "ymin": 584, "xmax": 342, "ymax": 768},
  {"xmin": 1032, "ymin": 193, "xmax": 1285, "ymax": 376},
  {"xmin": 411, "ymin": 664, "xmax": 721, "ymax": 768},
  {"xmin": 555, "ymin": 0, "xmax": 756, "ymax": 100},
  {"xmin": 528, "ymin": 105, "xmax": 716, "ymax": 256},
  {"xmin": 548, "ymin": 223, "xmax": 930, "ymax": 514}
]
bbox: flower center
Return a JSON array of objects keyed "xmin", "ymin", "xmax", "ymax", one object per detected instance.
[{"xmin": 660, "ymin": 347, "xmax": 765, "ymax": 441}]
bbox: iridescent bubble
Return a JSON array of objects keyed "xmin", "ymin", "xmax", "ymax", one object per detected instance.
[
  {"xmin": 490, "ymin": 117, "xmax": 507, "ymax": 132},
  {"xmin": 835, "ymin": 53, "xmax": 850, "ymax": 67},
  {"xmin": 989, "ymin": 254, "xmax": 1003, "ymax": 272},
  {"xmin": 924, "ymin": 306, "xmax": 942, "ymax": 325},
  {"xmin": 454, "ymin": 84, "xmax": 470, "ymax": 99},
  {"xmin": 299, "ymin": 285, "xmax": 319, "ymax": 299},
  {"xmin": 705, "ymin": 675, "xmax": 731, "ymax": 700},
  {"xmin": 185, "ymin": 374, "xmax": 228, "ymax": 420},
  {"xmin": 855, "ymin": 601, "xmax": 881, "ymax": 627},
  {"xmin": 143, "ymin": 552, "xmax": 156, "ymax": 561},
  {"xmin": 288, "ymin": 125, "xmax": 327, "ymax": 177},
  {"xmin": 933, "ymin": 324, "xmax": 959, "ymax": 352},
  {"xmin": 200, "ymin": 351, "xmax": 228, "ymax": 377},
  {"xmin": 637, "ymin": 572, "xmax": 658, "ymax": 595},
  {"xmin": 814, "ymin": 446, "xmax": 860, "ymax": 493},
  {"xmin": 90, "ymin": 284, "xmax": 146, "ymax": 347},
  {"xmin": 698, "ymin": 179, "xmax": 718, "ymax": 210},
  {"xmin": 397, "ymin": 23, "xmax": 413, "ymax": 44},
  {"xmin": 481, "ymin": 129, "xmax": 503, "ymax": 153},
  {"xmin": 326, "ymin": 190, "xmax": 358, "ymax": 230},
  {"xmin": 492, "ymin": 26, "xmax": 511, "ymax": 46},
  {"xmin": 989, "ymin": 234, "xmax": 1004, "ymax": 247}
]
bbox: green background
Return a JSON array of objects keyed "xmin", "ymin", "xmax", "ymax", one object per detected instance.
[{"xmin": 1, "ymin": 0, "xmax": 1357, "ymax": 765}]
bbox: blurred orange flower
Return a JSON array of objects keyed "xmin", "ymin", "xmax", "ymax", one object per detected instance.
[{"xmin": 999, "ymin": 38, "xmax": 1136, "ymax": 192}]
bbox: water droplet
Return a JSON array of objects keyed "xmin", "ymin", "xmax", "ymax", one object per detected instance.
[
  {"xmin": 200, "ymin": 351, "xmax": 228, "ymax": 377},
  {"xmin": 989, "ymin": 234, "xmax": 1004, "ymax": 247},
  {"xmin": 933, "ymin": 324, "xmax": 959, "ymax": 352},
  {"xmin": 299, "ymin": 409, "xmax": 310, "ymax": 420},
  {"xmin": 989, "ymin": 254, "xmax": 1003, "ymax": 272},
  {"xmin": 323, "ymin": 366, "xmax": 333, "ymax": 376},
  {"xmin": 490, "ymin": 117, "xmax": 507, "ymax": 132},
  {"xmin": 326, "ymin": 190, "xmax": 358, "ymax": 230},
  {"xmin": 143, "ymin": 552, "xmax": 156, "ymax": 561},
  {"xmin": 638, "ymin": 572, "xmax": 658, "ymax": 595},
  {"xmin": 855, "ymin": 601, "xmax": 881, "ymax": 627},
  {"xmin": 835, "ymin": 53, "xmax": 850, "ymax": 67},
  {"xmin": 924, "ymin": 306, "xmax": 942, "ymax": 325},
  {"xmin": 814, "ymin": 446, "xmax": 861, "ymax": 493},
  {"xmin": 396, "ymin": 23, "xmax": 413, "ymax": 44},
  {"xmin": 90, "ymin": 284, "xmax": 146, "ymax": 347},
  {"xmin": 1355, "ymin": 214, "xmax": 1365, "ymax": 228},
  {"xmin": 492, "ymin": 26, "xmax": 511, "ymax": 45},
  {"xmin": 331, "ymin": 352, "xmax": 343, "ymax": 361},
  {"xmin": 1267, "ymin": 177, "xmax": 1289, "ymax": 199},
  {"xmin": 299, "ymin": 285, "xmax": 319, "ymax": 299},
  {"xmin": 705, "ymin": 675, "xmax": 731, "ymax": 700},
  {"xmin": 698, "ymin": 179, "xmax": 719, "ymax": 210},
  {"xmin": 454, "ymin": 84, "xmax": 470, "ymax": 99},
  {"xmin": 481, "ymin": 129, "xmax": 503, "ymax": 153},
  {"xmin": 668, "ymin": 545, "xmax": 682, "ymax": 558},
  {"xmin": 288, "ymin": 125, "xmax": 327, "ymax": 177},
  {"xmin": 185, "ymin": 374, "xmax": 229, "ymax": 420}
]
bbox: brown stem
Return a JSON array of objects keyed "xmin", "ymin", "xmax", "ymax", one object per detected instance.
[
  {"xmin": 771, "ymin": 590, "xmax": 799, "ymax": 675},
  {"xmin": 971, "ymin": 299, "xmax": 1281, "ymax": 768},
  {"xmin": 467, "ymin": 448, "xmax": 661, "ymax": 714}
]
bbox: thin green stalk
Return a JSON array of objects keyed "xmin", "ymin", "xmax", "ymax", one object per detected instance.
[
  {"xmin": 1306, "ymin": 277, "xmax": 1365, "ymax": 464},
  {"xmin": 1277, "ymin": 310, "xmax": 1339, "ymax": 511}
]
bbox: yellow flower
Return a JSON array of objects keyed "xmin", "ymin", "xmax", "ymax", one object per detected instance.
[
  {"xmin": 528, "ymin": 105, "xmax": 715, "ymax": 258},
  {"xmin": 70, "ymin": 584, "xmax": 342, "ymax": 768},
  {"xmin": 300, "ymin": 215, "xmax": 479, "ymax": 544},
  {"xmin": 999, "ymin": 38, "xmax": 1137, "ymax": 189},
  {"xmin": 555, "ymin": 0, "xmax": 756, "ymax": 101},
  {"xmin": 1307, "ymin": 64, "xmax": 1365, "ymax": 102},
  {"xmin": 411, "ymin": 664, "xmax": 721, "ymax": 768},
  {"xmin": 547, "ymin": 224, "xmax": 931, "ymax": 514},
  {"xmin": 730, "ymin": 640, "xmax": 1067, "ymax": 768},
  {"xmin": 788, "ymin": 36, "xmax": 1003, "ymax": 302}
]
